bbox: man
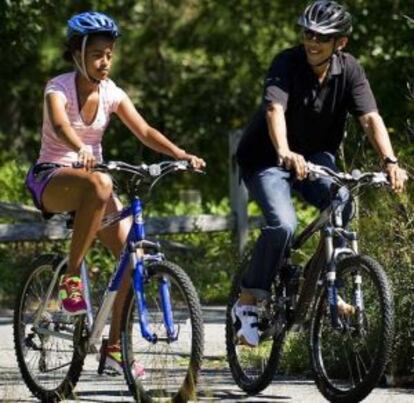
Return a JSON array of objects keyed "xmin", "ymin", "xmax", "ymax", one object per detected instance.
[{"xmin": 233, "ymin": 0, "xmax": 407, "ymax": 347}]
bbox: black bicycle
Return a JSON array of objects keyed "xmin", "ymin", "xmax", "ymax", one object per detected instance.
[{"xmin": 226, "ymin": 163, "xmax": 395, "ymax": 403}]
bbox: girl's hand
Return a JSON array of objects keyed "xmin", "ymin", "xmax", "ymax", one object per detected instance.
[
  {"xmin": 77, "ymin": 146, "xmax": 96, "ymax": 170},
  {"xmin": 182, "ymin": 152, "xmax": 206, "ymax": 170}
]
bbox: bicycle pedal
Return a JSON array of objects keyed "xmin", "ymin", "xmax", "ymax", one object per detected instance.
[
  {"xmin": 97, "ymin": 345, "xmax": 106, "ymax": 375},
  {"xmin": 99, "ymin": 367, "xmax": 121, "ymax": 377},
  {"xmin": 259, "ymin": 325, "xmax": 277, "ymax": 341}
]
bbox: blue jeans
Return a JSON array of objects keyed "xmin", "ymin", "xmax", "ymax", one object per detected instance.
[{"xmin": 241, "ymin": 152, "xmax": 352, "ymax": 300}]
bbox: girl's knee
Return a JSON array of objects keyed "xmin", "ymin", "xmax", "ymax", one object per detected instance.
[{"xmin": 88, "ymin": 172, "xmax": 113, "ymax": 202}]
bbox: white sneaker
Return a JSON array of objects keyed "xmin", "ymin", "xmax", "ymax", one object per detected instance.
[{"xmin": 231, "ymin": 301, "xmax": 259, "ymax": 347}]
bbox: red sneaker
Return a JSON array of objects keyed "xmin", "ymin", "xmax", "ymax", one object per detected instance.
[
  {"xmin": 58, "ymin": 275, "xmax": 87, "ymax": 316},
  {"xmin": 101, "ymin": 343, "xmax": 146, "ymax": 378}
]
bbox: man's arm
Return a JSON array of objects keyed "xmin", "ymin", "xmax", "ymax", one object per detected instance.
[
  {"xmin": 266, "ymin": 102, "xmax": 307, "ymax": 180},
  {"xmin": 358, "ymin": 111, "xmax": 395, "ymax": 159},
  {"xmin": 358, "ymin": 111, "xmax": 407, "ymax": 192}
]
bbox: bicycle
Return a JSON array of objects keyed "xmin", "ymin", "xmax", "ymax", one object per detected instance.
[
  {"xmin": 226, "ymin": 163, "xmax": 395, "ymax": 403},
  {"xmin": 13, "ymin": 160, "xmax": 205, "ymax": 403}
]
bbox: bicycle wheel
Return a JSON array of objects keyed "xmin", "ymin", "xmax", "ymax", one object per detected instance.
[
  {"xmin": 121, "ymin": 260, "xmax": 204, "ymax": 403},
  {"xmin": 13, "ymin": 254, "xmax": 87, "ymax": 402},
  {"xmin": 310, "ymin": 255, "xmax": 394, "ymax": 403},
  {"xmin": 225, "ymin": 253, "xmax": 286, "ymax": 394}
]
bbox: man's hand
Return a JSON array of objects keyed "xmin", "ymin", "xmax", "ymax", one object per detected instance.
[
  {"xmin": 279, "ymin": 151, "xmax": 308, "ymax": 180},
  {"xmin": 385, "ymin": 164, "xmax": 408, "ymax": 193}
]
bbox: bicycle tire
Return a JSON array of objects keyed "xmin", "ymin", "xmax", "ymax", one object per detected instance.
[
  {"xmin": 121, "ymin": 260, "xmax": 204, "ymax": 403},
  {"xmin": 310, "ymin": 254, "xmax": 394, "ymax": 403},
  {"xmin": 13, "ymin": 254, "xmax": 87, "ymax": 402},
  {"xmin": 225, "ymin": 252, "xmax": 286, "ymax": 394}
]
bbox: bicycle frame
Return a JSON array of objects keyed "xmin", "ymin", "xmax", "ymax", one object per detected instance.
[
  {"xmin": 33, "ymin": 196, "xmax": 178, "ymax": 349},
  {"xmin": 288, "ymin": 185, "xmax": 359, "ymax": 330}
]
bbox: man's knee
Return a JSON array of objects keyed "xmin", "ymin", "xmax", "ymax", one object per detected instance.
[{"xmin": 262, "ymin": 219, "xmax": 296, "ymax": 240}]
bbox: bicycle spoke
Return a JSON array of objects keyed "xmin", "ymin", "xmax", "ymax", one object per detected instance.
[
  {"xmin": 343, "ymin": 339, "xmax": 356, "ymax": 387},
  {"xmin": 122, "ymin": 260, "xmax": 203, "ymax": 402},
  {"xmin": 226, "ymin": 262, "xmax": 286, "ymax": 394},
  {"xmin": 14, "ymin": 257, "xmax": 87, "ymax": 400}
]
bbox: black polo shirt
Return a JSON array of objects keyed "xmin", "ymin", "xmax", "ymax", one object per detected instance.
[{"xmin": 236, "ymin": 45, "xmax": 378, "ymax": 175}]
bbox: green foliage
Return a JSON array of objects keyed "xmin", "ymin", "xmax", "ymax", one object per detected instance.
[
  {"xmin": 358, "ymin": 191, "xmax": 414, "ymax": 377},
  {"xmin": 0, "ymin": 159, "xmax": 31, "ymax": 205},
  {"xmin": 0, "ymin": 241, "xmax": 64, "ymax": 307},
  {"xmin": 148, "ymin": 197, "xmax": 235, "ymax": 303},
  {"xmin": 280, "ymin": 333, "xmax": 310, "ymax": 375},
  {"xmin": 0, "ymin": 247, "xmax": 27, "ymax": 307}
]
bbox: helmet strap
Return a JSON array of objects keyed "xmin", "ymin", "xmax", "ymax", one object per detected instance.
[
  {"xmin": 81, "ymin": 35, "xmax": 90, "ymax": 81},
  {"xmin": 72, "ymin": 35, "xmax": 100, "ymax": 85}
]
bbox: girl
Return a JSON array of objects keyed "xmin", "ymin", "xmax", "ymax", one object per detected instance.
[{"xmin": 26, "ymin": 11, "xmax": 205, "ymax": 375}]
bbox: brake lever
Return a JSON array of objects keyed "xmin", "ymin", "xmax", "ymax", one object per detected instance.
[{"xmin": 372, "ymin": 172, "xmax": 389, "ymax": 186}]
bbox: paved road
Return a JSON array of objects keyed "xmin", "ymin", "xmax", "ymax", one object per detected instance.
[{"xmin": 1, "ymin": 308, "xmax": 413, "ymax": 402}]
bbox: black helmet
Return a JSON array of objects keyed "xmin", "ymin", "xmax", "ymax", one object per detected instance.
[{"xmin": 298, "ymin": 1, "xmax": 352, "ymax": 36}]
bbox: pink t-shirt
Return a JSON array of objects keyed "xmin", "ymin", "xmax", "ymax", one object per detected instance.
[{"xmin": 38, "ymin": 71, "xmax": 126, "ymax": 165}]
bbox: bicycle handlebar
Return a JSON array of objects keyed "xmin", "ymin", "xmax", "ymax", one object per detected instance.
[
  {"xmin": 307, "ymin": 162, "xmax": 390, "ymax": 187},
  {"xmin": 90, "ymin": 159, "xmax": 201, "ymax": 176},
  {"xmin": 84, "ymin": 159, "xmax": 204, "ymax": 198}
]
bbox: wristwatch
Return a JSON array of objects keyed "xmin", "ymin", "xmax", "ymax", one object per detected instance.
[{"xmin": 383, "ymin": 156, "xmax": 398, "ymax": 165}]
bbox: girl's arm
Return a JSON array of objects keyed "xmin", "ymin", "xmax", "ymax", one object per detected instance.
[
  {"xmin": 47, "ymin": 93, "xmax": 85, "ymax": 151},
  {"xmin": 115, "ymin": 95, "xmax": 205, "ymax": 168},
  {"xmin": 46, "ymin": 93, "xmax": 95, "ymax": 168}
]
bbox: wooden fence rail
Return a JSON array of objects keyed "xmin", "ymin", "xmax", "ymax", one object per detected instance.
[{"xmin": 0, "ymin": 201, "xmax": 263, "ymax": 243}]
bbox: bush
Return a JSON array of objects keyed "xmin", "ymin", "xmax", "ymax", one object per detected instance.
[
  {"xmin": 0, "ymin": 159, "xmax": 31, "ymax": 206},
  {"xmin": 359, "ymin": 191, "xmax": 414, "ymax": 379}
]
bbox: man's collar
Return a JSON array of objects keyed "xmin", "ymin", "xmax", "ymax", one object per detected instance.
[{"xmin": 330, "ymin": 52, "xmax": 342, "ymax": 75}]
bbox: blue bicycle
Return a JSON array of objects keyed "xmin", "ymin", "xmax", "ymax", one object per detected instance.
[{"xmin": 13, "ymin": 160, "xmax": 204, "ymax": 403}]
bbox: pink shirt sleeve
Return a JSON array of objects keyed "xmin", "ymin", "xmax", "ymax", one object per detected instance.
[
  {"xmin": 105, "ymin": 79, "xmax": 127, "ymax": 114},
  {"xmin": 44, "ymin": 79, "xmax": 68, "ymax": 104}
]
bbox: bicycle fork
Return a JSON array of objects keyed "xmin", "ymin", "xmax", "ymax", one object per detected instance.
[
  {"xmin": 132, "ymin": 248, "xmax": 178, "ymax": 343},
  {"xmin": 325, "ymin": 227, "xmax": 363, "ymax": 331}
]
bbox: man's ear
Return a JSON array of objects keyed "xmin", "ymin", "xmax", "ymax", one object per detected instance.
[{"xmin": 335, "ymin": 36, "xmax": 348, "ymax": 51}]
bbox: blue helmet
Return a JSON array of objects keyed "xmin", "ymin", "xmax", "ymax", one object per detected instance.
[{"xmin": 67, "ymin": 11, "xmax": 120, "ymax": 39}]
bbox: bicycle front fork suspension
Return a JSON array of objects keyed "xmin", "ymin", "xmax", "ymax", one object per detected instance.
[{"xmin": 133, "ymin": 251, "xmax": 178, "ymax": 343}]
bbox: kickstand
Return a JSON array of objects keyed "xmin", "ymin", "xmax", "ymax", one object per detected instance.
[{"xmin": 97, "ymin": 337, "xmax": 108, "ymax": 375}]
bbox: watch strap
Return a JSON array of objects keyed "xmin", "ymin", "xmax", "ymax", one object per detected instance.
[{"xmin": 383, "ymin": 156, "xmax": 398, "ymax": 165}]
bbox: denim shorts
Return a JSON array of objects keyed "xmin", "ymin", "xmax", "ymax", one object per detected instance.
[{"xmin": 25, "ymin": 163, "xmax": 65, "ymax": 211}]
